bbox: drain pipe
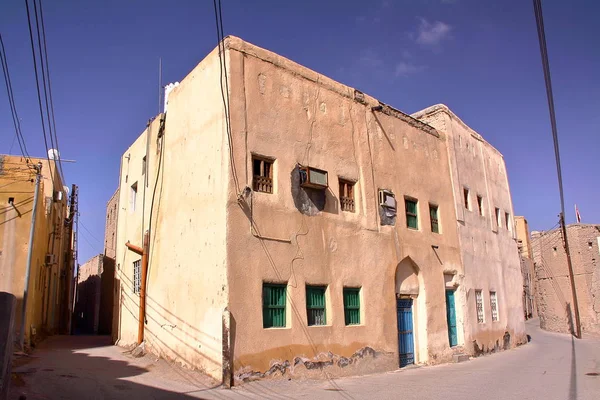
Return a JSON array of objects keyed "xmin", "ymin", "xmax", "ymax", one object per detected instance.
[{"xmin": 126, "ymin": 230, "xmax": 149, "ymax": 344}]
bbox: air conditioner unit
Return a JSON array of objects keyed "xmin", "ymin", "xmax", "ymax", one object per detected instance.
[
  {"xmin": 53, "ymin": 190, "xmax": 63, "ymax": 202},
  {"xmin": 299, "ymin": 165, "xmax": 328, "ymax": 190},
  {"xmin": 45, "ymin": 254, "xmax": 56, "ymax": 265},
  {"xmin": 379, "ymin": 189, "xmax": 396, "ymax": 210}
]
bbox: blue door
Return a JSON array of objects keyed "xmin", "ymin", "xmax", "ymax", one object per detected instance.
[
  {"xmin": 397, "ymin": 298, "xmax": 414, "ymax": 367},
  {"xmin": 445, "ymin": 290, "xmax": 458, "ymax": 347}
]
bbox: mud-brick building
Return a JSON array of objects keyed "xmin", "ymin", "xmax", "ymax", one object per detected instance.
[
  {"xmin": 532, "ymin": 224, "xmax": 600, "ymax": 335},
  {"xmin": 0, "ymin": 154, "xmax": 73, "ymax": 346},
  {"xmin": 112, "ymin": 36, "xmax": 526, "ymax": 384}
]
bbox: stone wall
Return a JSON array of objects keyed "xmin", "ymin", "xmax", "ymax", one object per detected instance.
[{"xmin": 532, "ymin": 224, "xmax": 600, "ymax": 335}]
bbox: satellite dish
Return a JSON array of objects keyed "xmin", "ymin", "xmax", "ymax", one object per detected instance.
[
  {"xmin": 63, "ymin": 186, "xmax": 70, "ymax": 196},
  {"xmin": 48, "ymin": 149, "xmax": 60, "ymax": 160}
]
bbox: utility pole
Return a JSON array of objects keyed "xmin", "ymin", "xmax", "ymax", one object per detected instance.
[
  {"xmin": 19, "ymin": 162, "xmax": 42, "ymax": 349},
  {"xmin": 560, "ymin": 213, "xmax": 581, "ymax": 337},
  {"xmin": 533, "ymin": 0, "xmax": 582, "ymax": 338}
]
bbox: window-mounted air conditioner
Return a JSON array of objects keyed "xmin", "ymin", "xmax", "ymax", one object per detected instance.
[
  {"xmin": 379, "ymin": 189, "xmax": 396, "ymax": 210},
  {"xmin": 45, "ymin": 254, "xmax": 56, "ymax": 265},
  {"xmin": 299, "ymin": 165, "xmax": 328, "ymax": 190}
]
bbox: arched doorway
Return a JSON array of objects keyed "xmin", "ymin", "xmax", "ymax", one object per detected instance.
[{"xmin": 395, "ymin": 257, "xmax": 426, "ymax": 367}]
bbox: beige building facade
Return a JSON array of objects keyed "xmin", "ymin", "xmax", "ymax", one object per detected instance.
[
  {"xmin": 532, "ymin": 224, "xmax": 600, "ymax": 335},
  {"xmin": 0, "ymin": 155, "xmax": 71, "ymax": 345},
  {"xmin": 515, "ymin": 216, "xmax": 536, "ymax": 319},
  {"xmin": 413, "ymin": 105, "xmax": 527, "ymax": 355},
  {"xmin": 113, "ymin": 37, "xmax": 526, "ymax": 383}
]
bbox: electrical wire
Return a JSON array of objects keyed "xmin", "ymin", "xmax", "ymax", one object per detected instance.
[
  {"xmin": 25, "ymin": 0, "xmax": 55, "ymax": 189},
  {"xmin": 79, "ymin": 219, "xmax": 104, "ymax": 246},
  {"xmin": 533, "ymin": 0, "xmax": 566, "ymax": 218},
  {"xmin": 37, "ymin": 0, "xmax": 66, "ymax": 183},
  {"xmin": 212, "ymin": 0, "xmax": 240, "ymax": 192},
  {"xmin": 0, "ymin": 33, "xmax": 32, "ymax": 163}
]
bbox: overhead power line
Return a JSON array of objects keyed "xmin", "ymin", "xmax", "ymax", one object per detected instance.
[
  {"xmin": 0, "ymin": 33, "xmax": 32, "ymax": 162},
  {"xmin": 532, "ymin": 0, "xmax": 581, "ymax": 339},
  {"xmin": 24, "ymin": 0, "xmax": 66, "ymax": 187},
  {"xmin": 36, "ymin": 0, "xmax": 65, "ymax": 183},
  {"xmin": 25, "ymin": 0, "xmax": 54, "ymax": 188}
]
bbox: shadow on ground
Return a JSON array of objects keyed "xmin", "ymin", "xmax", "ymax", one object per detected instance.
[{"xmin": 10, "ymin": 336, "xmax": 219, "ymax": 400}]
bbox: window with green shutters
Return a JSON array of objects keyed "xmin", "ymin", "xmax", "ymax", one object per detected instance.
[
  {"xmin": 263, "ymin": 283, "xmax": 286, "ymax": 328},
  {"xmin": 429, "ymin": 204, "xmax": 439, "ymax": 233},
  {"xmin": 306, "ymin": 286, "xmax": 326, "ymax": 326},
  {"xmin": 405, "ymin": 198, "xmax": 418, "ymax": 230},
  {"xmin": 343, "ymin": 288, "xmax": 361, "ymax": 325}
]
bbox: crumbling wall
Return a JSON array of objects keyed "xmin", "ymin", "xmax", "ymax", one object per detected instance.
[{"xmin": 235, "ymin": 346, "xmax": 395, "ymax": 384}]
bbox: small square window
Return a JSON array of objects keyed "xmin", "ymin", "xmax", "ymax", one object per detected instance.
[
  {"xmin": 405, "ymin": 198, "xmax": 418, "ymax": 230},
  {"xmin": 252, "ymin": 156, "xmax": 274, "ymax": 194},
  {"xmin": 495, "ymin": 207, "xmax": 501, "ymax": 229},
  {"xmin": 339, "ymin": 179, "xmax": 355, "ymax": 213},
  {"xmin": 306, "ymin": 286, "xmax": 326, "ymax": 326},
  {"xmin": 263, "ymin": 283, "xmax": 286, "ymax": 328},
  {"xmin": 463, "ymin": 188, "xmax": 470, "ymax": 210},
  {"xmin": 343, "ymin": 288, "xmax": 361, "ymax": 325},
  {"xmin": 142, "ymin": 156, "xmax": 147, "ymax": 175},
  {"xmin": 477, "ymin": 195, "xmax": 483, "ymax": 216},
  {"xmin": 475, "ymin": 290, "xmax": 484, "ymax": 323},
  {"xmin": 429, "ymin": 204, "xmax": 439, "ymax": 234}
]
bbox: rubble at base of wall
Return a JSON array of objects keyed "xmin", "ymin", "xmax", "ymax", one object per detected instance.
[
  {"xmin": 469, "ymin": 330, "xmax": 528, "ymax": 357},
  {"xmin": 235, "ymin": 346, "xmax": 396, "ymax": 384}
]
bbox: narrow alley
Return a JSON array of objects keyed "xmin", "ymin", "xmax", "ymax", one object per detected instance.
[{"xmin": 9, "ymin": 320, "xmax": 600, "ymax": 400}]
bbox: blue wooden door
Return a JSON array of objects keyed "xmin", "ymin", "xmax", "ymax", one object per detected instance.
[
  {"xmin": 445, "ymin": 290, "xmax": 458, "ymax": 347},
  {"xmin": 397, "ymin": 298, "xmax": 414, "ymax": 367}
]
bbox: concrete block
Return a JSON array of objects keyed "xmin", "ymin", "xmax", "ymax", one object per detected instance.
[
  {"xmin": 0, "ymin": 292, "xmax": 17, "ymax": 400},
  {"xmin": 453, "ymin": 354, "xmax": 470, "ymax": 363}
]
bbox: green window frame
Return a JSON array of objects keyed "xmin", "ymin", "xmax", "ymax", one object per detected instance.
[
  {"xmin": 263, "ymin": 283, "xmax": 286, "ymax": 328},
  {"xmin": 306, "ymin": 286, "xmax": 326, "ymax": 326},
  {"xmin": 343, "ymin": 288, "xmax": 361, "ymax": 325},
  {"xmin": 405, "ymin": 198, "xmax": 418, "ymax": 230},
  {"xmin": 429, "ymin": 204, "xmax": 439, "ymax": 233}
]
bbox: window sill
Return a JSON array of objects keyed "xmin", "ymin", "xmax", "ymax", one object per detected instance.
[
  {"xmin": 345, "ymin": 323, "xmax": 364, "ymax": 327},
  {"xmin": 263, "ymin": 326, "xmax": 290, "ymax": 330}
]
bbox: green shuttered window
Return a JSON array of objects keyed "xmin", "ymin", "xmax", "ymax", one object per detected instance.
[
  {"xmin": 263, "ymin": 283, "xmax": 286, "ymax": 328},
  {"xmin": 343, "ymin": 288, "xmax": 361, "ymax": 325},
  {"xmin": 429, "ymin": 204, "xmax": 439, "ymax": 233},
  {"xmin": 405, "ymin": 199, "xmax": 418, "ymax": 230},
  {"xmin": 306, "ymin": 286, "xmax": 326, "ymax": 326}
]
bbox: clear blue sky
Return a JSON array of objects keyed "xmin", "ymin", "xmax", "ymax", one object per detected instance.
[{"xmin": 1, "ymin": 0, "xmax": 598, "ymax": 264}]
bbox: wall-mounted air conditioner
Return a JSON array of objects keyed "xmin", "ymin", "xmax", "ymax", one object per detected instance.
[
  {"xmin": 299, "ymin": 165, "xmax": 328, "ymax": 190},
  {"xmin": 379, "ymin": 189, "xmax": 396, "ymax": 210},
  {"xmin": 45, "ymin": 254, "xmax": 56, "ymax": 265},
  {"xmin": 53, "ymin": 190, "xmax": 63, "ymax": 202}
]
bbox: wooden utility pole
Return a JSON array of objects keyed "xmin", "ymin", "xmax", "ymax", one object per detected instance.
[
  {"xmin": 560, "ymin": 213, "xmax": 582, "ymax": 338},
  {"xmin": 533, "ymin": 0, "xmax": 582, "ymax": 338}
]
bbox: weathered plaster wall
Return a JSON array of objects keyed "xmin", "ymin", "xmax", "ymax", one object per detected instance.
[
  {"xmin": 0, "ymin": 155, "xmax": 67, "ymax": 344},
  {"xmin": 532, "ymin": 225, "xmax": 600, "ymax": 334},
  {"xmin": 224, "ymin": 37, "xmax": 463, "ymax": 382},
  {"xmin": 105, "ymin": 189, "xmax": 119, "ymax": 260},
  {"xmin": 74, "ymin": 254, "xmax": 102, "ymax": 334},
  {"xmin": 114, "ymin": 46, "xmax": 228, "ymax": 380},
  {"xmin": 515, "ymin": 216, "xmax": 533, "ymax": 259},
  {"xmin": 413, "ymin": 105, "xmax": 527, "ymax": 355}
]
